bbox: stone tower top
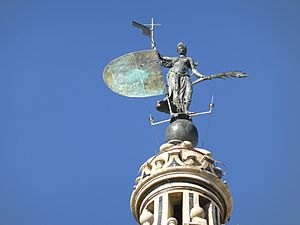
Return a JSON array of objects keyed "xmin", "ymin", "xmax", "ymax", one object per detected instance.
[{"xmin": 130, "ymin": 140, "xmax": 232, "ymax": 225}]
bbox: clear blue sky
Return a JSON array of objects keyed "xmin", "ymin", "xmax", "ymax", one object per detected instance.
[{"xmin": 1, "ymin": 1, "xmax": 300, "ymax": 225}]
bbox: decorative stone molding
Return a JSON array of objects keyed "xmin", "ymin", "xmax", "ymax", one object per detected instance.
[
  {"xmin": 134, "ymin": 141, "xmax": 224, "ymax": 186},
  {"xmin": 139, "ymin": 209, "xmax": 154, "ymax": 225},
  {"xmin": 154, "ymin": 158, "xmax": 165, "ymax": 170},
  {"xmin": 131, "ymin": 141, "xmax": 232, "ymax": 225},
  {"xmin": 167, "ymin": 217, "xmax": 178, "ymax": 225},
  {"xmin": 180, "ymin": 141, "xmax": 193, "ymax": 149},
  {"xmin": 190, "ymin": 206, "xmax": 205, "ymax": 219},
  {"xmin": 190, "ymin": 207, "xmax": 207, "ymax": 225}
]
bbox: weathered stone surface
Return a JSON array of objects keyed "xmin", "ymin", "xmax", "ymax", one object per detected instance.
[{"xmin": 130, "ymin": 142, "xmax": 232, "ymax": 225}]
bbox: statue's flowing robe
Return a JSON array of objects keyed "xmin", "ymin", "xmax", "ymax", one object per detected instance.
[{"xmin": 156, "ymin": 56, "xmax": 193, "ymax": 114}]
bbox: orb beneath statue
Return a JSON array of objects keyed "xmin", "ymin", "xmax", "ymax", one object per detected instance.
[{"xmin": 166, "ymin": 119, "xmax": 198, "ymax": 147}]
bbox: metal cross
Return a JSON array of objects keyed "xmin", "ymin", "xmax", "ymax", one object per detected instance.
[
  {"xmin": 144, "ymin": 18, "xmax": 161, "ymax": 49},
  {"xmin": 132, "ymin": 18, "xmax": 161, "ymax": 49}
]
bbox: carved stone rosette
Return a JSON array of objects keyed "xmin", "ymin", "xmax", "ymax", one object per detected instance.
[{"xmin": 130, "ymin": 141, "xmax": 232, "ymax": 225}]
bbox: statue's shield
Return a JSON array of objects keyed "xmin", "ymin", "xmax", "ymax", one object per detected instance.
[{"xmin": 103, "ymin": 50, "xmax": 164, "ymax": 98}]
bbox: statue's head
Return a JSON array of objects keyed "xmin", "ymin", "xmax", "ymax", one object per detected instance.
[{"xmin": 177, "ymin": 42, "xmax": 187, "ymax": 55}]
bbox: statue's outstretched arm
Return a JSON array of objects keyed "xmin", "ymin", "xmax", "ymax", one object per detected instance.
[
  {"xmin": 158, "ymin": 52, "xmax": 174, "ymax": 61},
  {"xmin": 158, "ymin": 53, "xmax": 176, "ymax": 68},
  {"xmin": 189, "ymin": 58, "xmax": 205, "ymax": 78}
]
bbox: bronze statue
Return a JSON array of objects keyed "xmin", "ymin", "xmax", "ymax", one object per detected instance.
[
  {"xmin": 103, "ymin": 19, "xmax": 247, "ymax": 125},
  {"xmin": 156, "ymin": 42, "xmax": 205, "ymax": 114}
]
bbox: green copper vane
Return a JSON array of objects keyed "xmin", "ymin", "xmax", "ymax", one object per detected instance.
[{"xmin": 103, "ymin": 49, "xmax": 164, "ymax": 98}]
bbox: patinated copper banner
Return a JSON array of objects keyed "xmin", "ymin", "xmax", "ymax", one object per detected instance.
[{"xmin": 103, "ymin": 50, "xmax": 164, "ymax": 98}]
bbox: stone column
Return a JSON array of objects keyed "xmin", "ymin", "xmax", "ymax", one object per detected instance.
[
  {"xmin": 207, "ymin": 204, "xmax": 216, "ymax": 225},
  {"xmin": 182, "ymin": 191, "xmax": 190, "ymax": 224}
]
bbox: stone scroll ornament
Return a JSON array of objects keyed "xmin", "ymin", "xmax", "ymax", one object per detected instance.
[{"xmin": 103, "ymin": 19, "xmax": 247, "ymax": 126}]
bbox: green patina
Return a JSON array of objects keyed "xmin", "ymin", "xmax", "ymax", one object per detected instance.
[{"xmin": 103, "ymin": 49, "xmax": 164, "ymax": 98}]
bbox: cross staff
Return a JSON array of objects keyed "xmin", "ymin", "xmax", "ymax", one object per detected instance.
[{"xmin": 132, "ymin": 18, "xmax": 161, "ymax": 49}]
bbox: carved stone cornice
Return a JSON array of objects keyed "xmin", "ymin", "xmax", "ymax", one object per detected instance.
[{"xmin": 130, "ymin": 141, "xmax": 233, "ymax": 224}]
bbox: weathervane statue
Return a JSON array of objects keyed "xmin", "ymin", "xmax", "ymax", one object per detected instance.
[
  {"xmin": 103, "ymin": 18, "xmax": 247, "ymax": 128},
  {"xmin": 105, "ymin": 20, "xmax": 239, "ymax": 224}
]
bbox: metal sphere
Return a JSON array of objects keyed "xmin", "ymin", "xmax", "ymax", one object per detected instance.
[{"xmin": 166, "ymin": 119, "xmax": 198, "ymax": 146}]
